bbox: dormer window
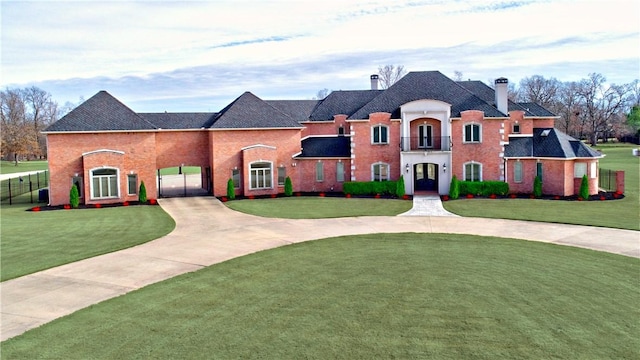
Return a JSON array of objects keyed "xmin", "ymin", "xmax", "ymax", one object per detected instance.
[{"xmin": 513, "ymin": 123, "xmax": 520, "ymax": 134}]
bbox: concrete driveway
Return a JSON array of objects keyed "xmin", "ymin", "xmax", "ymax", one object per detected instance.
[{"xmin": 2, "ymin": 196, "xmax": 638, "ymax": 341}]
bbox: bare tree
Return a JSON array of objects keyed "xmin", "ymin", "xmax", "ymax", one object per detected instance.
[
  {"xmin": 378, "ymin": 65, "xmax": 407, "ymax": 89},
  {"xmin": 313, "ymin": 88, "xmax": 330, "ymax": 100},
  {"xmin": 516, "ymin": 75, "xmax": 560, "ymax": 111},
  {"xmin": 453, "ymin": 71, "xmax": 464, "ymax": 81},
  {"xmin": 555, "ymin": 81, "xmax": 582, "ymax": 136},
  {"xmin": 577, "ymin": 73, "xmax": 629, "ymax": 145},
  {"xmin": 23, "ymin": 86, "xmax": 58, "ymax": 158}
]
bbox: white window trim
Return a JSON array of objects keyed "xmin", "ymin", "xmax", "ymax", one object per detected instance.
[
  {"xmin": 574, "ymin": 162, "xmax": 587, "ymax": 179},
  {"xmin": 249, "ymin": 161, "xmax": 273, "ymax": 190},
  {"xmin": 371, "ymin": 124, "xmax": 389, "ymax": 145},
  {"xmin": 418, "ymin": 124, "xmax": 433, "ymax": 148},
  {"xmin": 590, "ymin": 162, "xmax": 597, "ymax": 179},
  {"xmin": 463, "ymin": 161, "xmax": 482, "ymax": 182},
  {"xmin": 90, "ymin": 167, "xmax": 120, "ymax": 200},
  {"xmin": 372, "ymin": 162, "xmax": 390, "ymax": 181},
  {"xmin": 463, "ymin": 123, "xmax": 482, "ymax": 143}
]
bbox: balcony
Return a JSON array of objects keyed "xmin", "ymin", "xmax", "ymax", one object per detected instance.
[{"xmin": 401, "ymin": 136, "xmax": 451, "ymax": 152}]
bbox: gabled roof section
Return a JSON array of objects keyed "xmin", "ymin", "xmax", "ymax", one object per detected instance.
[
  {"xmin": 309, "ymin": 90, "xmax": 382, "ymax": 121},
  {"xmin": 139, "ymin": 113, "xmax": 217, "ymax": 129},
  {"xmin": 298, "ymin": 136, "xmax": 351, "ymax": 158},
  {"xmin": 504, "ymin": 128, "xmax": 603, "ymax": 158},
  {"xmin": 457, "ymin": 81, "xmax": 557, "ymax": 117},
  {"xmin": 210, "ymin": 92, "xmax": 303, "ymax": 129},
  {"xmin": 266, "ymin": 100, "xmax": 320, "ymax": 121},
  {"xmin": 349, "ymin": 71, "xmax": 503, "ymax": 119},
  {"xmin": 45, "ymin": 91, "xmax": 156, "ymax": 132}
]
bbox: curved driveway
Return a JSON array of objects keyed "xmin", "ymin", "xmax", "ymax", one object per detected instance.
[{"xmin": 2, "ymin": 196, "xmax": 638, "ymax": 341}]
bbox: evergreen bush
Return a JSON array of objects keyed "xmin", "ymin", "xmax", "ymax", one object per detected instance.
[
  {"xmin": 139, "ymin": 181, "xmax": 147, "ymax": 203},
  {"xmin": 69, "ymin": 184, "xmax": 79, "ymax": 208},
  {"xmin": 579, "ymin": 174, "xmax": 589, "ymax": 200},
  {"xmin": 284, "ymin": 176, "xmax": 293, "ymax": 196},
  {"xmin": 533, "ymin": 176, "xmax": 542, "ymax": 198},
  {"xmin": 343, "ymin": 181, "xmax": 397, "ymax": 196},
  {"xmin": 226, "ymin": 178, "xmax": 236, "ymax": 200},
  {"xmin": 449, "ymin": 175, "xmax": 460, "ymax": 199},
  {"xmin": 395, "ymin": 175, "xmax": 405, "ymax": 198}
]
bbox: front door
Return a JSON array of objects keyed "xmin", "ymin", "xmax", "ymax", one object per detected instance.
[{"xmin": 414, "ymin": 163, "xmax": 438, "ymax": 191}]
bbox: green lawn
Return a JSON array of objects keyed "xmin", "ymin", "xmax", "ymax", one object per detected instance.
[
  {"xmin": 0, "ymin": 203, "xmax": 175, "ymax": 281},
  {"xmin": 0, "ymin": 160, "xmax": 48, "ymax": 174},
  {"xmin": 3, "ymin": 233, "xmax": 637, "ymax": 359},
  {"xmin": 226, "ymin": 197, "xmax": 413, "ymax": 218},
  {"xmin": 158, "ymin": 166, "xmax": 201, "ymax": 175},
  {"xmin": 443, "ymin": 143, "xmax": 640, "ymax": 230}
]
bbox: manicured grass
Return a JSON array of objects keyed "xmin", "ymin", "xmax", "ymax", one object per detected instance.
[
  {"xmin": 158, "ymin": 166, "xmax": 201, "ymax": 175},
  {"xmin": 3, "ymin": 233, "xmax": 637, "ymax": 359},
  {"xmin": 443, "ymin": 143, "xmax": 639, "ymax": 230},
  {"xmin": 225, "ymin": 196, "xmax": 413, "ymax": 218},
  {"xmin": 0, "ymin": 203, "xmax": 175, "ymax": 281},
  {"xmin": 0, "ymin": 160, "xmax": 48, "ymax": 174}
]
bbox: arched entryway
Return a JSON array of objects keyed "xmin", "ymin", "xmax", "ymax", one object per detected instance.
[
  {"xmin": 414, "ymin": 163, "xmax": 439, "ymax": 192},
  {"xmin": 157, "ymin": 165, "xmax": 211, "ymax": 197}
]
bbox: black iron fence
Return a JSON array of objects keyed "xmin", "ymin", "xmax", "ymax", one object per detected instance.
[
  {"xmin": 401, "ymin": 136, "xmax": 451, "ymax": 151},
  {"xmin": 0, "ymin": 171, "xmax": 49, "ymax": 205},
  {"xmin": 598, "ymin": 168, "xmax": 616, "ymax": 192}
]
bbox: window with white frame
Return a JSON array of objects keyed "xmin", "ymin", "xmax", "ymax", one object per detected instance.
[
  {"xmin": 372, "ymin": 162, "xmax": 390, "ymax": 181},
  {"xmin": 574, "ymin": 162, "xmax": 587, "ymax": 178},
  {"xmin": 590, "ymin": 162, "xmax": 597, "ymax": 179},
  {"xmin": 512, "ymin": 123, "xmax": 521, "ymax": 133},
  {"xmin": 336, "ymin": 162, "xmax": 344, "ymax": 182},
  {"xmin": 372, "ymin": 124, "xmax": 389, "ymax": 144},
  {"xmin": 277, "ymin": 166, "xmax": 286, "ymax": 186},
  {"xmin": 464, "ymin": 123, "xmax": 481, "ymax": 143},
  {"xmin": 464, "ymin": 162, "xmax": 482, "ymax": 181},
  {"xmin": 250, "ymin": 162, "xmax": 272, "ymax": 189},
  {"xmin": 419, "ymin": 124, "xmax": 433, "ymax": 148},
  {"xmin": 127, "ymin": 174, "xmax": 137, "ymax": 195},
  {"xmin": 91, "ymin": 168, "xmax": 119, "ymax": 199},
  {"xmin": 232, "ymin": 168, "xmax": 240, "ymax": 188},
  {"xmin": 514, "ymin": 161, "xmax": 523, "ymax": 183},
  {"xmin": 316, "ymin": 161, "xmax": 324, "ymax": 182}
]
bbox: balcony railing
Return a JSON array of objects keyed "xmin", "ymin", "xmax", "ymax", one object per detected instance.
[{"xmin": 401, "ymin": 136, "xmax": 451, "ymax": 151}]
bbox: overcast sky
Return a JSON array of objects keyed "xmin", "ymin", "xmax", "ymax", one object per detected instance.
[{"xmin": 2, "ymin": 0, "xmax": 639, "ymax": 112}]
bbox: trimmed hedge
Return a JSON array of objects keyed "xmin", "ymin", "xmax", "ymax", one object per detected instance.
[
  {"xmin": 449, "ymin": 175, "xmax": 460, "ymax": 200},
  {"xmin": 458, "ymin": 180, "xmax": 509, "ymax": 196},
  {"xmin": 343, "ymin": 180, "xmax": 398, "ymax": 196},
  {"xmin": 395, "ymin": 175, "xmax": 405, "ymax": 198}
]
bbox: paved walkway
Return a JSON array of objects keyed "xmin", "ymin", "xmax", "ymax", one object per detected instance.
[{"xmin": 1, "ymin": 196, "xmax": 638, "ymax": 341}]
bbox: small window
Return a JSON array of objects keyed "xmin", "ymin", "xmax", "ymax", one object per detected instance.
[
  {"xmin": 513, "ymin": 123, "xmax": 520, "ymax": 133},
  {"xmin": 372, "ymin": 163, "xmax": 389, "ymax": 181},
  {"xmin": 372, "ymin": 125, "xmax": 389, "ymax": 144},
  {"xmin": 278, "ymin": 167, "xmax": 286, "ymax": 186},
  {"xmin": 514, "ymin": 161, "xmax": 523, "ymax": 183},
  {"xmin": 250, "ymin": 162, "xmax": 272, "ymax": 189},
  {"xmin": 536, "ymin": 162, "xmax": 543, "ymax": 181},
  {"xmin": 574, "ymin": 163, "xmax": 587, "ymax": 178},
  {"xmin": 232, "ymin": 169, "xmax": 240, "ymax": 188},
  {"xmin": 336, "ymin": 162, "xmax": 344, "ymax": 182},
  {"xmin": 590, "ymin": 162, "xmax": 597, "ymax": 179},
  {"xmin": 127, "ymin": 174, "xmax": 138, "ymax": 195},
  {"xmin": 316, "ymin": 161, "xmax": 324, "ymax": 182},
  {"xmin": 464, "ymin": 123, "xmax": 481, "ymax": 143},
  {"xmin": 464, "ymin": 162, "xmax": 482, "ymax": 181},
  {"xmin": 338, "ymin": 126, "xmax": 345, "ymax": 135}
]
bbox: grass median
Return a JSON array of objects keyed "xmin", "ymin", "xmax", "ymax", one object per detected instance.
[{"xmin": 3, "ymin": 233, "xmax": 637, "ymax": 359}]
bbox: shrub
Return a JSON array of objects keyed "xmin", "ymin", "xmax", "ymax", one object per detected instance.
[
  {"xmin": 343, "ymin": 181, "xmax": 397, "ymax": 196},
  {"xmin": 456, "ymin": 180, "xmax": 508, "ymax": 197},
  {"xmin": 460, "ymin": 181, "xmax": 483, "ymax": 196},
  {"xmin": 533, "ymin": 176, "xmax": 542, "ymax": 198},
  {"xmin": 226, "ymin": 178, "xmax": 236, "ymax": 200},
  {"xmin": 69, "ymin": 184, "xmax": 79, "ymax": 208},
  {"xmin": 449, "ymin": 175, "xmax": 460, "ymax": 200},
  {"xmin": 482, "ymin": 181, "xmax": 509, "ymax": 196},
  {"xmin": 395, "ymin": 175, "xmax": 405, "ymax": 198},
  {"xmin": 284, "ymin": 176, "xmax": 293, "ymax": 196},
  {"xmin": 579, "ymin": 174, "xmax": 589, "ymax": 200},
  {"xmin": 139, "ymin": 181, "xmax": 147, "ymax": 203}
]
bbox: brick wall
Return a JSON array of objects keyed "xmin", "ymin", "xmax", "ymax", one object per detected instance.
[{"xmin": 349, "ymin": 113, "xmax": 401, "ymax": 182}]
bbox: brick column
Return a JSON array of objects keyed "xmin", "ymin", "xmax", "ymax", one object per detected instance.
[{"xmin": 616, "ymin": 170, "xmax": 625, "ymax": 194}]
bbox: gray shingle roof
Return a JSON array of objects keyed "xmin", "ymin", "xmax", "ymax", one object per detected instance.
[
  {"xmin": 517, "ymin": 102, "xmax": 556, "ymax": 117},
  {"xmin": 139, "ymin": 113, "xmax": 217, "ymax": 129},
  {"xmin": 299, "ymin": 136, "xmax": 351, "ymax": 157},
  {"xmin": 266, "ymin": 100, "xmax": 319, "ymax": 121},
  {"xmin": 309, "ymin": 90, "xmax": 382, "ymax": 121},
  {"xmin": 210, "ymin": 92, "xmax": 303, "ymax": 129},
  {"xmin": 349, "ymin": 71, "xmax": 505, "ymax": 119},
  {"xmin": 504, "ymin": 128, "xmax": 602, "ymax": 158},
  {"xmin": 45, "ymin": 91, "xmax": 157, "ymax": 132}
]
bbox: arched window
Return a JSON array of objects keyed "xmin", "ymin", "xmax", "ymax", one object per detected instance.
[
  {"xmin": 372, "ymin": 124, "xmax": 389, "ymax": 144},
  {"xmin": 372, "ymin": 162, "xmax": 390, "ymax": 181},
  {"xmin": 464, "ymin": 162, "xmax": 482, "ymax": 182},
  {"xmin": 250, "ymin": 162, "xmax": 272, "ymax": 189},
  {"xmin": 91, "ymin": 168, "xmax": 119, "ymax": 199},
  {"xmin": 464, "ymin": 123, "xmax": 481, "ymax": 143}
]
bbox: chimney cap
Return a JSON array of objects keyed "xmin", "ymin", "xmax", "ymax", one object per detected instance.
[
  {"xmin": 495, "ymin": 77, "xmax": 508, "ymax": 84},
  {"xmin": 370, "ymin": 74, "xmax": 379, "ymax": 80}
]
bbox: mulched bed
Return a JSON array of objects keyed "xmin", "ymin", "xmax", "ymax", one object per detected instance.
[
  {"xmin": 441, "ymin": 191, "xmax": 624, "ymax": 202},
  {"xmin": 28, "ymin": 199, "xmax": 159, "ymax": 212}
]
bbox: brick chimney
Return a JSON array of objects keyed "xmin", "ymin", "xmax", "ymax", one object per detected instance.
[
  {"xmin": 494, "ymin": 77, "xmax": 508, "ymax": 114},
  {"xmin": 370, "ymin": 74, "xmax": 379, "ymax": 90}
]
